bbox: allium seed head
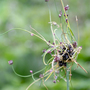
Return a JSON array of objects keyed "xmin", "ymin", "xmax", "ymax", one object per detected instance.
[{"xmin": 8, "ymin": 60, "xmax": 13, "ymax": 65}]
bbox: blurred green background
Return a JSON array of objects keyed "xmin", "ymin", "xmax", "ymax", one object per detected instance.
[{"xmin": 0, "ymin": 0, "xmax": 90, "ymax": 90}]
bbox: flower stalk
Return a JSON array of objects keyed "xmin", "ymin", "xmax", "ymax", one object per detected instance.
[{"xmin": 66, "ymin": 63, "xmax": 69, "ymax": 90}]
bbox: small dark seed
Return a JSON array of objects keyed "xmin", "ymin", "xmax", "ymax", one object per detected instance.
[
  {"xmin": 60, "ymin": 53, "xmax": 63, "ymax": 55},
  {"xmin": 59, "ymin": 61, "xmax": 63, "ymax": 66},
  {"xmin": 72, "ymin": 52, "xmax": 74, "ymax": 55},
  {"xmin": 63, "ymin": 62, "xmax": 67, "ymax": 67},
  {"xmin": 69, "ymin": 48, "xmax": 73, "ymax": 52},
  {"xmin": 53, "ymin": 80, "xmax": 56, "ymax": 83},
  {"xmin": 69, "ymin": 53, "xmax": 72, "ymax": 57},
  {"xmin": 68, "ymin": 45, "xmax": 72, "ymax": 49},
  {"xmin": 63, "ymin": 46, "xmax": 66, "ymax": 50},
  {"xmin": 66, "ymin": 54, "xmax": 69, "ymax": 59},
  {"xmin": 58, "ymin": 50, "xmax": 63, "ymax": 55},
  {"xmin": 63, "ymin": 53, "xmax": 69, "ymax": 60},
  {"xmin": 69, "ymin": 59, "xmax": 71, "ymax": 61}
]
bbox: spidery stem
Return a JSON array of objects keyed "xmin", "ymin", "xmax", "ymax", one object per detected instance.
[{"xmin": 47, "ymin": 2, "xmax": 56, "ymax": 45}]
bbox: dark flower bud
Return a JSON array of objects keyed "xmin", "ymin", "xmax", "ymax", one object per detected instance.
[
  {"xmin": 63, "ymin": 62, "xmax": 67, "ymax": 67},
  {"xmin": 53, "ymin": 42, "xmax": 55, "ymax": 45},
  {"xmin": 8, "ymin": 60, "xmax": 13, "ymax": 65},
  {"xmin": 66, "ymin": 19, "xmax": 68, "ymax": 23},
  {"xmin": 64, "ymin": 5, "xmax": 69, "ymax": 11},
  {"xmin": 63, "ymin": 46, "xmax": 66, "ymax": 50},
  {"xmin": 59, "ymin": 61, "xmax": 63, "ymax": 66},
  {"xmin": 64, "ymin": 14, "xmax": 68, "ymax": 17},
  {"xmin": 60, "ymin": 42, "xmax": 62, "ymax": 44},
  {"xmin": 48, "ymin": 41, "xmax": 50, "ymax": 43},
  {"xmin": 72, "ymin": 41, "xmax": 77, "ymax": 48},
  {"xmin": 53, "ymin": 80, "xmax": 56, "ymax": 83}
]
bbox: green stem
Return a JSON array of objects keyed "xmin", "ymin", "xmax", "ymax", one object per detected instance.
[
  {"xmin": 66, "ymin": 63, "xmax": 69, "ymax": 90},
  {"xmin": 32, "ymin": 74, "xmax": 35, "ymax": 81}
]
